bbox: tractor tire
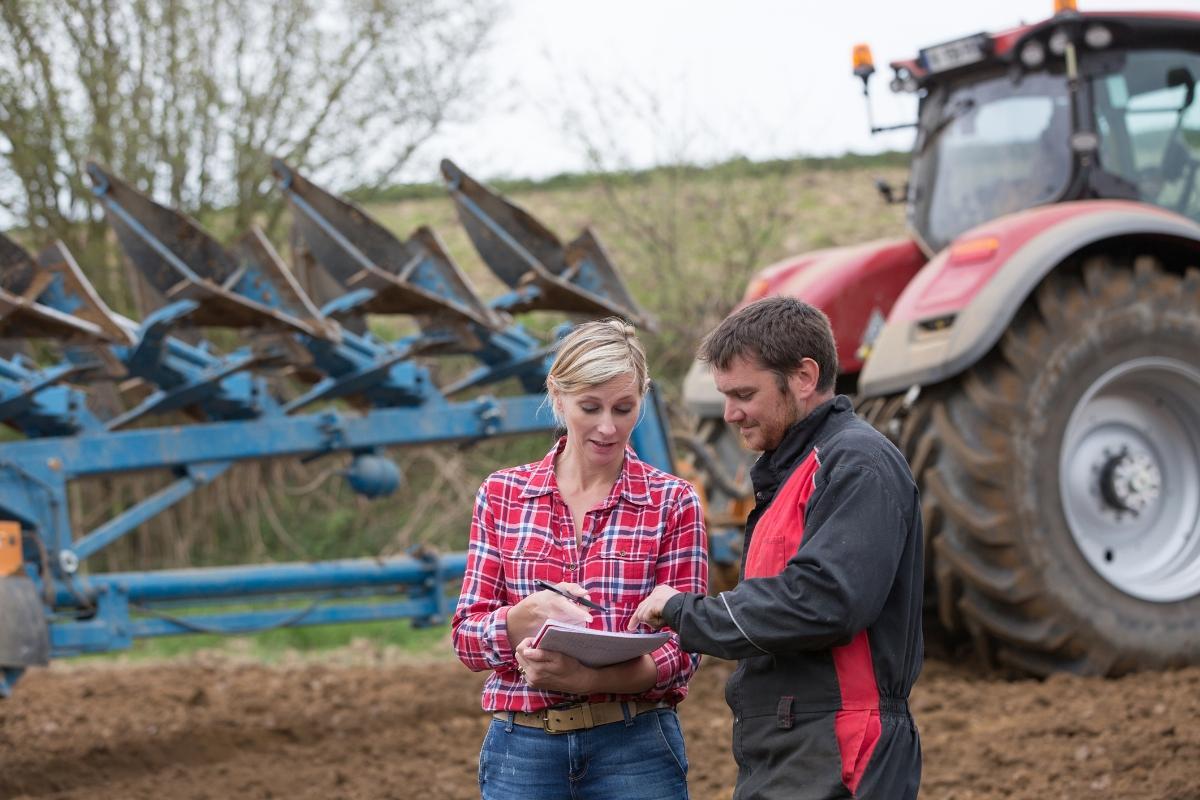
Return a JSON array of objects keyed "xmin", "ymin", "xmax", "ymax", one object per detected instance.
[{"xmin": 913, "ymin": 253, "xmax": 1200, "ymax": 676}]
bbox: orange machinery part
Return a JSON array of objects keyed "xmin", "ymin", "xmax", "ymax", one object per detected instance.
[{"xmin": 0, "ymin": 520, "xmax": 21, "ymax": 576}]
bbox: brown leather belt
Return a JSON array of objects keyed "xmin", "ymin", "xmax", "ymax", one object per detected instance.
[{"xmin": 492, "ymin": 700, "xmax": 673, "ymax": 734}]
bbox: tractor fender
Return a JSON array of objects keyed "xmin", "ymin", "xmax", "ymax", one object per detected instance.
[
  {"xmin": 859, "ymin": 200, "xmax": 1200, "ymax": 398},
  {"xmin": 749, "ymin": 237, "xmax": 927, "ymax": 375},
  {"xmin": 684, "ymin": 237, "xmax": 926, "ymax": 418}
]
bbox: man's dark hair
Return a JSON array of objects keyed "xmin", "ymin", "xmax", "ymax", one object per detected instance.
[{"xmin": 699, "ymin": 296, "xmax": 839, "ymax": 393}]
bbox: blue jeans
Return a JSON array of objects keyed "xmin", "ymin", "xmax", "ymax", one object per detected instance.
[{"xmin": 479, "ymin": 708, "xmax": 689, "ymax": 800}]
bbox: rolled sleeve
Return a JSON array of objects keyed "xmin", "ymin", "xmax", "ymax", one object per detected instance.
[
  {"xmin": 484, "ymin": 605, "xmax": 514, "ymax": 666},
  {"xmin": 451, "ymin": 483, "xmax": 517, "ymax": 672},
  {"xmin": 646, "ymin": 635, "xmax": 702, "ymax": 698}
]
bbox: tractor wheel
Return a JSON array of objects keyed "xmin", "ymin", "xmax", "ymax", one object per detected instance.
[{"xmin": 922, "ymin": 253, "xmax": 1200, "ymax": 676}]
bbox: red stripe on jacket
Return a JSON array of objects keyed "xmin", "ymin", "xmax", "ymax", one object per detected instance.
[{"xmin": 741, "ymin": 448, "xmax": 882, "ymax": 796}]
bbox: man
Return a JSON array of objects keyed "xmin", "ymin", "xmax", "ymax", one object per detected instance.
[{"xmin": 632, "ymin": 296, "xmax": 923, "ymax": 799}]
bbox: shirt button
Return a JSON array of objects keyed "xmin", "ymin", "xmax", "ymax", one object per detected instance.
[
  {"xmin": 566, "ymin": 563, "xmax": 577, "ymax": 571},
  {"xmin": 755, "ymin": 491, "xmax": 766, "ymax": 501}
]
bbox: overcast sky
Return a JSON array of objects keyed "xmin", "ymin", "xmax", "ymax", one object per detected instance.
[{"xmin": 417, "ymin": 0, "xmax": 1200, "ymax": 182}]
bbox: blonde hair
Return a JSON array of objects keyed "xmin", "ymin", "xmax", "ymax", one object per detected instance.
[{"xmin": 546, "ymin": 319, "xmax": 649, "ymax": 423}]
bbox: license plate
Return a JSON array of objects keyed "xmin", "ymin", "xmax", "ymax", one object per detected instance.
[{"xmin": 920, "ymin": 33, "xmax": 991, "ymax": 73}]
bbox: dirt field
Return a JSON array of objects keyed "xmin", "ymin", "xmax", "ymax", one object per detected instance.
[{"xmin": 2, "ymin": 647, "xmax": 1198, "ymax": 800}]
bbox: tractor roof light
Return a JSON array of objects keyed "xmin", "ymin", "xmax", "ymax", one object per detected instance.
[
  {"xmin": 1054, "ymin": 0, "xmax": 1078, "ymax": 14},
  {"xmin": 1021, "ymin": 40, "xmax": 1047, "ymax": 69},
  {"xmin": 1084, "ymin": 24, "xmax": 1112, "ymax": 49},
  {"xmin": 1049, "ymin": 29, "xmax": 1071, "ymax": 56},
  {"xmin": 853, "ymin": 43, "xmax": 876, "ymax": 80}
]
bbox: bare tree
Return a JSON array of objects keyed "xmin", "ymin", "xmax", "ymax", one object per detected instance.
[
  {"xmin": 0, "ymin": 0, "xmax": 499, "ymax": 310},
  {"xmin": 0, "ymin": 0, "xmax": 501, "ymax": 568}
]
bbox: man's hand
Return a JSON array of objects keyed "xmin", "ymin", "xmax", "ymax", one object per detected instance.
[{"xmin": 628, "ymin": 584, "xmax": 680, "ymax": 631}]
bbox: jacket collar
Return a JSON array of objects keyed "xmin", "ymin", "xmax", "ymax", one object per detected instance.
[
  {"xmin": 751, "ymin": 395, "xmax": 852, "ymax": 492},
  {"xmin": 520, "ymin": 436, "xmax": 652, "ymax": 507}
]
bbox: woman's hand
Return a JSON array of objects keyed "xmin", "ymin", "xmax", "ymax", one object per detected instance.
[
  {"xmin": 505, "ymin": 582, "xmax": 593, "ymax": 647},
  {"xmin": 515, "ymin": 637, "xmax": 594, "ymax": 694},
  {"xmin": 515, "ymin": 639, "xmax": 658, "ymax": 695}
]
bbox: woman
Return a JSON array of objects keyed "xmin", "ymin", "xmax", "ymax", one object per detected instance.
[{"xmin": 452, "ymin": 318, "xmax": 708, "ymax": 800}]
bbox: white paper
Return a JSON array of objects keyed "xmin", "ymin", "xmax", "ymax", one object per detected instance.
[{"xmin": 531, "ymin": 619, "xmax": 670, "ymax": 668}]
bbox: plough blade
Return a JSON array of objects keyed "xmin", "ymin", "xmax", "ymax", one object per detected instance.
[
  {"xmin": 273, "ymin": 159, "xmax": 503, "ymax": 342},
  {"xmin": 231, "ymin": 228, "xmax": 341, "ymax": 343},
  {"xmin": 0, "ymin": 290, "xmax": 113, "ymax": 343},
  {"xmin": 86, "ymin": 163, "xmax": 336, "ymax": 341},
  {"xmin": 287, "ymin": 224, "xmax": 361, "ymax": 325},
  {"xmin": 35, "ymin": 242, "xmax": 136, "ymax": 345},
  {"xmin": 0, "ymin": 232, "xmax": 39, "ymax": 298},
  {"xmin": 0, "ymin": 233, "xmax": 121, "ymax": 344},
  {"xmin": 440, "ymin": 159, "xmax": 653, "ymax": 329}
]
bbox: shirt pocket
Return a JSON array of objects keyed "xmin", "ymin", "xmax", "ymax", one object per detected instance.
[
  {"xmin": 499, "ymin": 529, "xmax": 562, "ymax": 602},
  {"xmin": 585, "ymin": 534, "xmax": 660, "ymax": 601}
]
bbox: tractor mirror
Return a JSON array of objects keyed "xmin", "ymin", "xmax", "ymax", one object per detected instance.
[{"xmin": 1167, "ymin": 67, "xmax": 1195, "ymax": 111}]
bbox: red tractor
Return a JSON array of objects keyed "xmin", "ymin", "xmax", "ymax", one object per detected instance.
[{"xmin": 683, "ymin": 1, "xmax": 1200, "ymax": 676}]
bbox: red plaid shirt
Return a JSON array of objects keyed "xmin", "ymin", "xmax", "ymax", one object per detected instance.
[{"xmin": 452, "ymin": 437, "xmax": 708, "ymax": 712}]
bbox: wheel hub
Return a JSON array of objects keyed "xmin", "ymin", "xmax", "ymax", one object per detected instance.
[
  {"xmin": 1060, "ymin": 357, "xmax": 1200, "ymax": 602},
  {"xmin": 1097, "ymin": 447, "xmax": 1162, "ymax": 517}
]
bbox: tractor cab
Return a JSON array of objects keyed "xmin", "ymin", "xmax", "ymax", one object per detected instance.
[{"xmin": 858, "ymin": 5, "xmax": 1200, "ymax": 253}]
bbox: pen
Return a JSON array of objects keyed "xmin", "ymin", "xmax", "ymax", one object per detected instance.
[{"xmin": 535, "ymin": 579, "xmax": 607, "ymax": 612}]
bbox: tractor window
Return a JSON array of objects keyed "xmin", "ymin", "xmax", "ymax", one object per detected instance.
[
  {"xmin": 913, "ymin": 72, "xmax": 1073, "ymax": 250},
  {"xmin": 1092, "ymin": 50, "xmax": 1200, "ymax": 222}
]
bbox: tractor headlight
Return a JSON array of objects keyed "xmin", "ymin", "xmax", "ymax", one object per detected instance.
[
  {"xmin": 1084, "ymin": 24, "xmax": 1112, "ymax": 49},
  {"xmin": 1020, "ymin": 40, "xmax": 1046, "ymax": 68},
  {"xmin": 1048, "ymin": 29, "xmax": 1071, "ymax": 56},
  {"xmin": 890, "ymin": 68, "xmax": 919, "ymax": 94}
]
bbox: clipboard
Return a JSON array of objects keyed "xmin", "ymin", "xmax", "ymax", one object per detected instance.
[{"xmin": 531, "ymin": 619, "xmax": 670, "ymax": 668}]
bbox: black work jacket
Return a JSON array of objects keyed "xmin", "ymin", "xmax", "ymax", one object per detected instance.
[{"xmin": 664, "ymin": 395, "xmax": 923, "ymax": 799}]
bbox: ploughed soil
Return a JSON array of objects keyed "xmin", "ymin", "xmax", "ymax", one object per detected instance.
[{"xmin": 2, "ymin": 645, "xmax": 1198, "ymax": 800}]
